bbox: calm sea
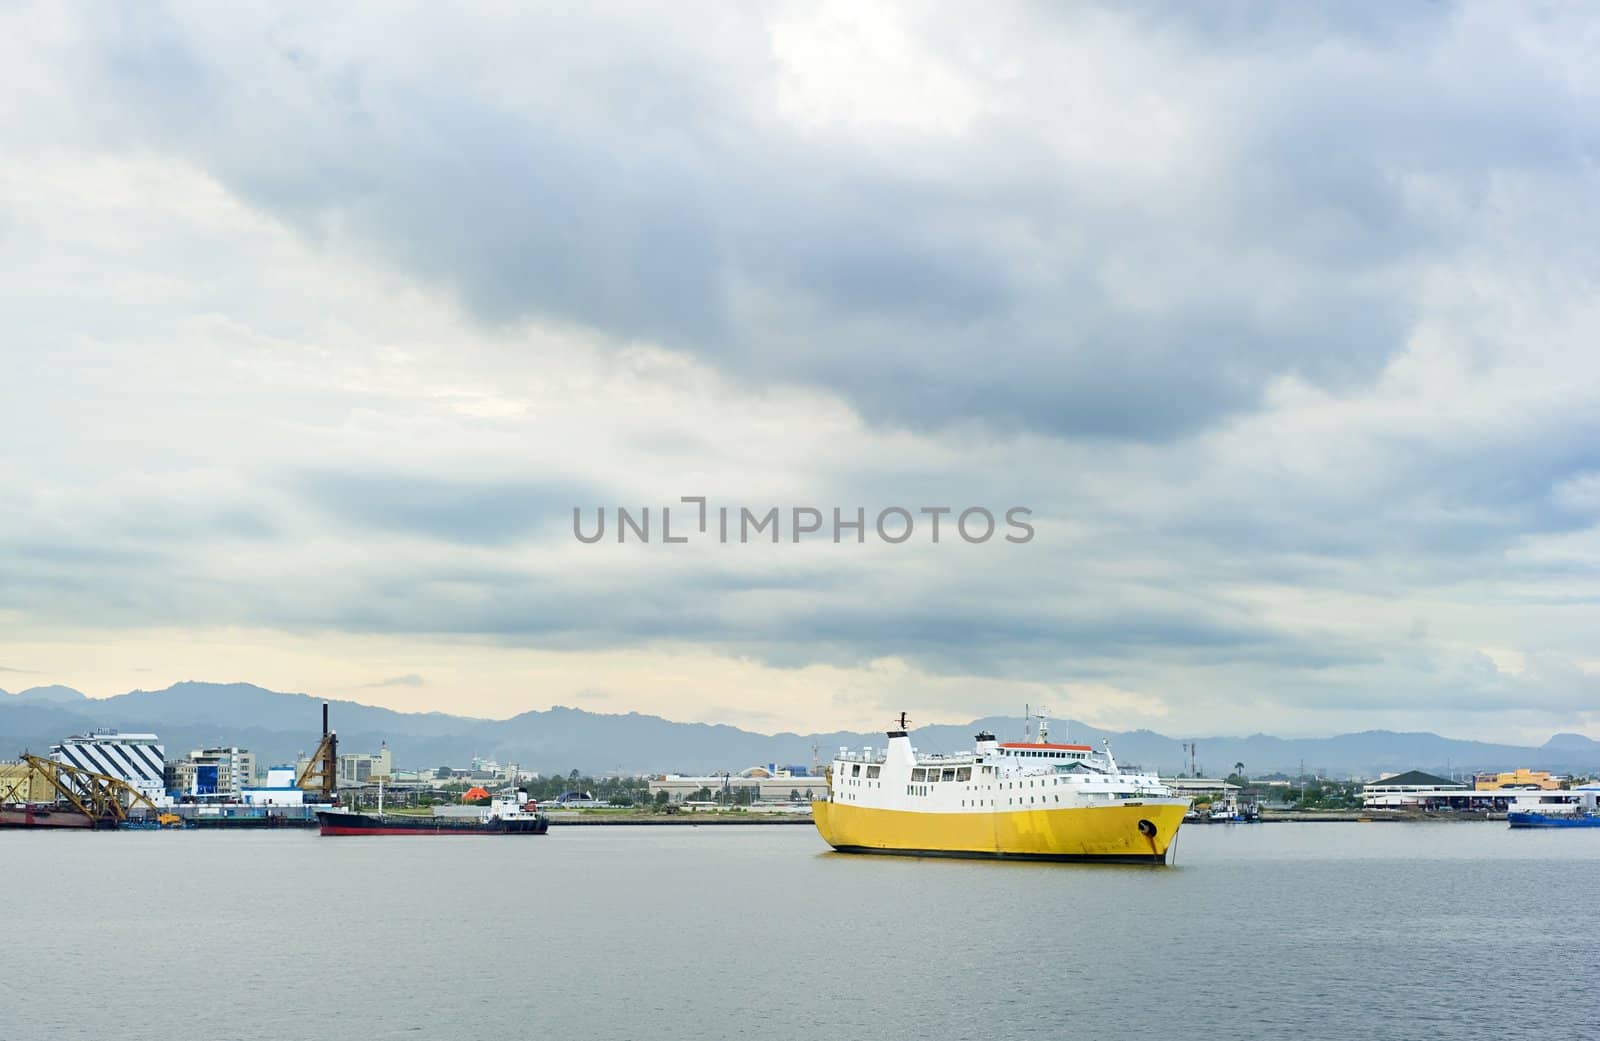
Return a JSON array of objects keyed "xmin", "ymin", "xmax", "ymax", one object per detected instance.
[{"xmin": 3, "ymin": 822, "xmax": 1594, "ymax": 1040}]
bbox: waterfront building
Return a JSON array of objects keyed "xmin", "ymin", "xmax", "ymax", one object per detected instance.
[
  {"xmin": 1361, "ymin": 775, "xmax": 1591, "ymax": 812},
  {"xmin": 1360, "ymin": 770, "xmax": 1464, "ymax": 807},
  {"xmin": 228, "ymin": 765, "xmax": 316, "ymax": 806},
  {"xmin": 166, "ymin": 746, "xmax": 257, "ymax": 797},
  {"xmin": 51, "ymin": 731, "xmax": 165, "ymax": 801},
  {"xmin": 240, "ymin": 786, "xmax": 306, "ymax": 807},
  {"xmin": 1474, "ymin": 768, "xmax": 1561, "ymax": 791},
  {"xmin": 648, "ymin": 772, "xmax": 825, "ymax": 803}
]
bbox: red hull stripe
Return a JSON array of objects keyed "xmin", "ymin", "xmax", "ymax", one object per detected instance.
[{"xmin": 320, "ymin": 826, "xmax": 512, "ymax": 836}]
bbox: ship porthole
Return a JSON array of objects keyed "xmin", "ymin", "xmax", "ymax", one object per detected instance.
[{"xmin": 1137, "ymin": 818, "xmax": 1157, "ymax": 838}]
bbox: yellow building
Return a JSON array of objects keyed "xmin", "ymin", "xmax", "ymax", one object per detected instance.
[
  {"xmin": 0, "ymin": 760, "xmax": 54, "ymax": 803},
  {"xmin": 1474, "ymin": 768, "xmax": 1560, "ymax": 791}
]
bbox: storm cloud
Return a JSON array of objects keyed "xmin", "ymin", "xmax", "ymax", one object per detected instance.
[{"xmin": 1, "ymin": 1, "xmax": 1597, "ymax": 740}]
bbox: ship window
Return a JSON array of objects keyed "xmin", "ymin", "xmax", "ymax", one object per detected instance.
[
  {"xmin": 912, "ymin": 769, "xmax": 926, "ymax": 781},
  {"xmin": 851, "ymin": 764, "xmax": 861, "ymax": 776},
  {"xmin": 867, "ymin": 766, "xmax": 880, "ymax": 778},
  {"xmin": 957, "ymin": 767, "xmax": 971, "ymax": 781},
  {"xmin": 941, "ymin": 769, "xmax": 956, "ymax": 782}
]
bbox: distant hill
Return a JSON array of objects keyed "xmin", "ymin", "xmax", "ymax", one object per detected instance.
[
  {"xmin": 2, "ymin": 681, "xmax": 1598, "ymax": 779},
  {"xmin": 2, "ymin": 684, "xmax": 91, "ymax": 706}
]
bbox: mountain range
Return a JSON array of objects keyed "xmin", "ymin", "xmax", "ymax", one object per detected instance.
[{"xmin": 4, "ymin": 681, "xmax": 1598, "ymax": 780}]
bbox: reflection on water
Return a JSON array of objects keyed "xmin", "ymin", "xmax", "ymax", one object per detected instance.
[{"xmin": 4, "ymin": 822, "xmax": 1594, "ymax": 1040}]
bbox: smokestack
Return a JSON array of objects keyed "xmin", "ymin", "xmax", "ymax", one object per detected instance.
[{"xmin": 322, "ymin": 702, "xmax": 329, "ymax": 738}]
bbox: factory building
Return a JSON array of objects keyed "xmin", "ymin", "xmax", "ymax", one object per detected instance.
[{"xmin": 51, "ymin": 731, "xmax": 165, "ymax": 801}]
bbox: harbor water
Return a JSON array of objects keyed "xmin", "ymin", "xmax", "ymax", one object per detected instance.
[{"xmin": 4, "ymin": 822, "xmax": 1594, "ymax": 1040}]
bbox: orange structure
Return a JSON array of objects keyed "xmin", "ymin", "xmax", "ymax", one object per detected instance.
[{"xmin": 1474, "ymin": 768, "xmax": 1561, "ymax": 791}]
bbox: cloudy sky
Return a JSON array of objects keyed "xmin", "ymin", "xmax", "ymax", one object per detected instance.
[{"xmin": 2, "ymin": 2, "xmax": 1597, "ymax": 742}]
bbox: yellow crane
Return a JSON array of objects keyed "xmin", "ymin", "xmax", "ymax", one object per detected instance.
[
  {"xmin": 1, "ymin": 753, "xmax": 175, "ymax": 826},
  {"xmin": 296, "ymin": 701, "xmax": 339, "ymax": 799}
]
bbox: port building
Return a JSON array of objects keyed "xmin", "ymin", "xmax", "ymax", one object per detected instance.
[
  {"xmin": 1361, "ymin": 770, "xmax": 1592, "ymax": 812},
  {"xmin": 648, "ymin": 769, "xmax": 825, "ymax": 804},
  {"xmin": 51, "ymin": 731, "xmax": 165, "ymax": 801}
]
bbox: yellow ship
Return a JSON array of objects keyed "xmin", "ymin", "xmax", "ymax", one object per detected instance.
[{"xmin": 813, "ymin": 715, "xmax": 1187, "ymax": 864}]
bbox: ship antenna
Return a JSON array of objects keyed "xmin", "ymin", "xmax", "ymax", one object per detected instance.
[{"xmin": 896, "ymin": 711, "xmax": 910, "ymax": 731}]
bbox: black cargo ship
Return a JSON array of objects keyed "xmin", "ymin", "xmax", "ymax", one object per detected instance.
[{"xmin": 318, "ymin": 808, "xmax": 549, "ymax": 836}]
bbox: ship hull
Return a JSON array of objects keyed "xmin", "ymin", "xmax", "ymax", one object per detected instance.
[
  {"xmin": 812, "ymin": 800, "xmax": 1187, "ymax": 863},
  {"xmin": 0, "ymin": 806, "xmax": 108, "ymax": 830},
  {"xmin": 1507, "ymin": 811, "xmax": 1600, "ymax": 829},
  {"xmin": 317, "ymin": 810, "xmax": 549, "ymax": 836}
]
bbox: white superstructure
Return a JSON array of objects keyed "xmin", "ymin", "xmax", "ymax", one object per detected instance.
[{"xmin": 828, "ymin": 718, "xmax": 1176, "ymax": 814}]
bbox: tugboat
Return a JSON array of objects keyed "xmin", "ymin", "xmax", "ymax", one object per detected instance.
[
  {"xmin": 318, "ymin": 790, "xmax": 550, "ymax": 836},
  {"xmin": 813, "ymin": 713, "xmax": 1188, "ymax": 863}
]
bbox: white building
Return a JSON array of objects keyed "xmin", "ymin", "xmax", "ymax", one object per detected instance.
[
  {"xmin": 1362, "ymin": 771, "xmax": 1597, "ymax": 812},
  {"xmin": 336, "ymin": 746, "xmax": 393, "ymax": 786},
  {"xmin": 52, "ymin": 730, "xmax": 165, "ymax": 801},
  {"xmin": 171, "ymin": 746, "xmax": 256, "ymax": 796},
  {"xmin": 240, "ymin": 786, "xmax": 306, "ymax": 807}
]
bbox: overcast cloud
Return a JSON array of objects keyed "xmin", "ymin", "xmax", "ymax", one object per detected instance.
[{"xmin": 2, "ymin": 1, "xmax": 1597, "ymax": 741}]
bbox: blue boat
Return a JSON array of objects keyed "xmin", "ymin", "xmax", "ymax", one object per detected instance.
[{"xmin": 1507, "ymin": 811, "xmax": 1600, "ymax": 829}]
